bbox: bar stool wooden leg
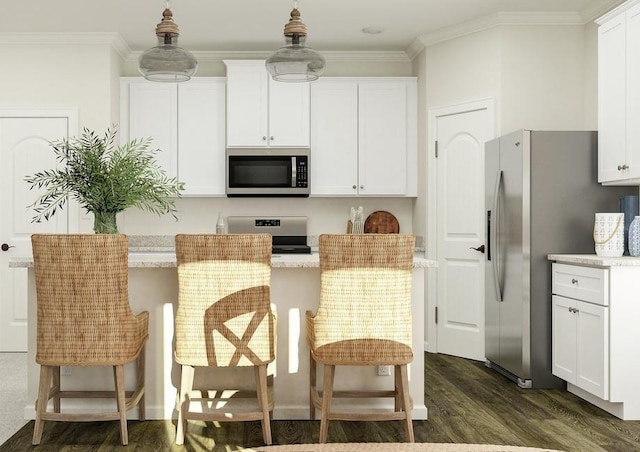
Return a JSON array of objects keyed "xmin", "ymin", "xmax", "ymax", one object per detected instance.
[
  {"xmin": 137, "ymin": 346, "xmax": 146, "ymax": 421},
  {"xmin": 254, "ymin": 365, "xmax": 272, "ymax": 445},
  {"xmin": 176, "ymin": 365, "xmax": 194, "ymax": 445},
  {"xmin": 309, "ymin": 351, "xmax": 317, "ymax": 420},
  {"xmin": 319, "ymin": 364, "xmax": 335, "ymax": 444},
  {"xmin": 52, "ymin": 366, "xmax": 61, "ymax": 413},
  {"xmin": 398, "ymin": 364, "xmax": 414, "ymax": 442},
  {"xmin": 32, "ymin": 365, "xmax": 53, "ymax": 445},
  {"xmin": 114, "ymin": 364, "xmax": 129, "ymax": 445}
]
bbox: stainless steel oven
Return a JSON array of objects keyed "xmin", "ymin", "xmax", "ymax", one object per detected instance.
[{"xmin": 225, "ymin": 148, "xmax": 310, "ymax": 197}]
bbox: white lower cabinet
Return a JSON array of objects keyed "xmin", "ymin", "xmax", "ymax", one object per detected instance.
[
  {"xmin": 552, "ymin": 294, "xmax": 609, "ymax": 400},
  {"xmin": 550, "ymin": 260, "xmax": 640, "ymax": 420},
  {"xmin": 552, "ymin": 263, "xmax": 609, "ymax": 400}
]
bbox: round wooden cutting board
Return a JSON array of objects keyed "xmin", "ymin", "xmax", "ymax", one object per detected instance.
[{"xmin": 364, "ymin": 211, "xmax": 400, "ymax": 234}]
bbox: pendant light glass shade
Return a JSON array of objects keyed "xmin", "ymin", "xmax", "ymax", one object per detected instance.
[
  {"xmin": 138, "ymin": 6, "xmax": 197, "ymax": 82},
  {"xmin": 266, "ymin": 4, "xmax": 325, "ymax": 82}
]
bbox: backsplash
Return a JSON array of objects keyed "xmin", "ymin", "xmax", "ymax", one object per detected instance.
[{"xmin": 112, "ymin": 197, "xmax": 417, "ymax": 237}]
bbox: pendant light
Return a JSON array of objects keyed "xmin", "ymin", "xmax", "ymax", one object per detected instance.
[
  {"xmin": 266, "ymin": 1, "xmax": 325, "ymax": 82},
  {"xmin": 138, "ymin": 2, "xmax": 197, "ymax": 82}
]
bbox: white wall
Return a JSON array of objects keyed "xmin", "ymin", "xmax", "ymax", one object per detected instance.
[
  {"xmin": 119, "ymin": 197, "xmax": 415, "ymax": 238},
  {"xmin": 500, "ymin": 24, "xmax": 589, "ymax": 133},
  {"xmin": 423, "ymin": 27, "xmax": 502, "ymax": 120},
  {"xmin": 0, "ymin": 43, "xmax": 116, "ymax": 132},
  {"xmin": 583, "ymin": 21, "xmax": 600, "ymax": 130}
]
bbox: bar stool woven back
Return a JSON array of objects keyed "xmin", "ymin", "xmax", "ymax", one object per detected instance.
[
  {"xmin": 306, "ymin": 233, "xmax": 416, "ymax": 443},
  {"xmin": 174, "ymin": 233, "xmax": 275, "ymax": 446},
  {"xmin": 31, "ymin": 234, "xmax": 148, "ymax": 446}
]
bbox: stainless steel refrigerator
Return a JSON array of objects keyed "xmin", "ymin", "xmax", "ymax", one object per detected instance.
[{"xmin": 484, "ymin": 129, "xmax": 632, "ymax": 388}]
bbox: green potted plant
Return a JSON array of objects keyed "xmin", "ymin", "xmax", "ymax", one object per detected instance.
[{"xmin": 25, "ymin": 126, "xmax": 184, "ymax": 233}]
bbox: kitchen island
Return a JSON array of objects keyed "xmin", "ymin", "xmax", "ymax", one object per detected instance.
[{"xmin": 11, "ymin": 251, "xmax": 436, "ymax": 421}]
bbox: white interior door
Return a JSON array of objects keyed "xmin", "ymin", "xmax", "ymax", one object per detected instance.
[
  {"xmin": 0, "ymin": 112, "xmax": 76, "ymax": 351},
  {"xmin": 429, "ymin": 100, "xmax": 494, "ymax": 361}
]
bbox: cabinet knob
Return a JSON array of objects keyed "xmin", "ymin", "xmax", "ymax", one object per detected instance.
[
  {"xmin": 618, "ymin": 164, "xmax": 629, "ymax": 171},
  {"xmin": 571, "ymin": 278, "xmax": 578, "ymax": 285},
  {"xmin": 262, "ymin": 136, "xmax": 267, "ymax": 141},
  {"xmin": 352, "ymin": 185, "xmax": 357, "ymax": 190},
  {"xmin": 270, "ymin": 136, "xmax": 274, "ymax": 141},
  {"xmin": 1, "ymin": 243, "xmax": 14, "ymax": 252},
  {"xmin": 360, "ymin": 185, "xmax": 364, "ymax": 189}
]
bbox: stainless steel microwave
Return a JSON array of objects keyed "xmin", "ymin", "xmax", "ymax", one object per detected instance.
[{"xmin": 225, "ymin": 148, "xmax": 310, "ymax": 197}]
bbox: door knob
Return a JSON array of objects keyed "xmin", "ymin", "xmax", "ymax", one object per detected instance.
[
  {"xmin": 470, "ymin": 245, "xmax": 485, "ymax": 253},
  {"xmin": 1, "ymin": 243, "xmax": 15, "ymax": 252}
]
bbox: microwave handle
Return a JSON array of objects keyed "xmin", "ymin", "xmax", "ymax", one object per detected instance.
[{"xmin": 291, "ymin": 157, "xmax": 296, "ymax": 188}]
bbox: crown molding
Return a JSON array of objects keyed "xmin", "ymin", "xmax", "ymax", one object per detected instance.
[
  {"xmin": 410, "ymin": 11, "xmax": 588, "ymax": 58},
  {"xmin": 0, "ymin": 32, "xmax": 131, "ymax": 60},
  {"xmin": 129, "ymin": 49, "xmax": 411, "ymax": 63},
  {"xmin": 0, "ymin": 32, "xmax": 410, "ymax": 63},
  {"xmin": 583, "ymin": 0, "xmax": 628, "ymax": 23}
]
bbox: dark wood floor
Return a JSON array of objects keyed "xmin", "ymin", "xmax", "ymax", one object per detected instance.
[{"xmin": 2, "ymin": 352, "xmax": 640, "ymax": 451}]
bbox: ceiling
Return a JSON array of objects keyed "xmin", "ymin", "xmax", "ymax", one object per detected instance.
[{"xmin": 1, "ymin": 0, "xmax": 625, "ymax": 54}]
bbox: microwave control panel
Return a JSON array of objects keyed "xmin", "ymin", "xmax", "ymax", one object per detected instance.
[{"xmin": 296, "ymin": 157, "xmax": 308, "ymax": 187}]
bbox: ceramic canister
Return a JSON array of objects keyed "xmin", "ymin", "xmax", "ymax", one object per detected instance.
[{"xmin": 594, "ymin": 212, "xmax": 624, "ymax": 257}]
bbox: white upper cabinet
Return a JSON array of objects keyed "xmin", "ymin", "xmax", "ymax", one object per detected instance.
[
  {"xmin": 310, "ymin": 78, "xmax": 417, "ymax": 197},
  {"xmin": 597, "ymin": 0, "xmax": 640, "ymax": 184},
  {"xmin": 120, "ymin": 77, "xmax": 226, "ymax": 196},
  {"xmin": 124, "ymin": 81, "xmax": 178, "ymax": 180},
  {"xmin": 309, "ymin": 80, "xmax": 359, "ymax": 195},
  {"xmin": 224, "ymin": 60, "xmax": 310, "ymax": 148},
  {"xmin": 178, "ymin": 80, "xmax": 226, "ymax": 196}
]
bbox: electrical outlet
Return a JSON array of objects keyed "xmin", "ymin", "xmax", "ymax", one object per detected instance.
[
  {"xmin": 377, "ymin": 365, "xmax": 391, "ymax": 376},
  {"xmin": 61, "ymin": 366, "xmax": 72, "ymax": 376}
]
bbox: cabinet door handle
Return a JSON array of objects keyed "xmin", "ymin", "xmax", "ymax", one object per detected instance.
[
  {"xmin": 1, "ymin": 243, "xmax": 15, "ymax": 252},
  {"xmin": 262, "ymin": 136, "xmax": 267, "ymax": 141},
  {"xmin": 618, "ymin": 164, "xmax": 629, "ymax": 171},
  {"xmin": 571, "ymin": 278, "xmax": 578, "ymax": 285},
  {"xmin": 352, "ymin": 185, "xmax": 357, "ymax": 190},
  {"xmin": 270, "ymin": 136, "xmax": 274, "ymax": 141},
  {"xmin": 360, "ymin": 185, "xmax": 364, "ymax": 189}
]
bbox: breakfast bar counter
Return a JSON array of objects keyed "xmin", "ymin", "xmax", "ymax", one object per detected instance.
[{"xmin": 11, "ymin": 252, "xmax": 436, "ymax": 421}]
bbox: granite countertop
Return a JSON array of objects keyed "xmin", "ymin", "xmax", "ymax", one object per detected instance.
[
  {"xmin": 548, "ymin": 254, "xmax": 640, "ymax": 267},
  {"xmin": 9, "ymin": 234, "xmax": 434, "ymax": 269},
  {"xmin": 127, "ymin": 235, "xmax": 427, "ymax": 253},
  {"xmin": 10, "ymin": 252, "xmax": 436, "ymax": 269}
]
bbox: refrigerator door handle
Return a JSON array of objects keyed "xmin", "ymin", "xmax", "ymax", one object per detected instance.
[{"xmin": 492, "ymin": 170, "xmax": 503, "ymax": 302}]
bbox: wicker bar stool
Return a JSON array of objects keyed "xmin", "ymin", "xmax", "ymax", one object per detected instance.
[
  {"xmin": 174, "ymin": 234, "xmax": 276, "ymax": 446},
  {"xmin": 30, "ymin": 234, "xmax": 148, "ymax": 446},
  {"xmin": 306, "ymin": 233, "xmax": 416, "ymax": 443}
]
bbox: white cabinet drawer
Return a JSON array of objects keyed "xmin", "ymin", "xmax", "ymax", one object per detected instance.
[{"xmin": 552, "ymin": 263, "xmax": 608, "ymax": 306}]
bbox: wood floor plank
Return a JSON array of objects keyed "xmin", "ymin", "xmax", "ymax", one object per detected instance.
[{"xmin": 2, "ymin": 352, "xmax": 640, "ymax": 451}]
